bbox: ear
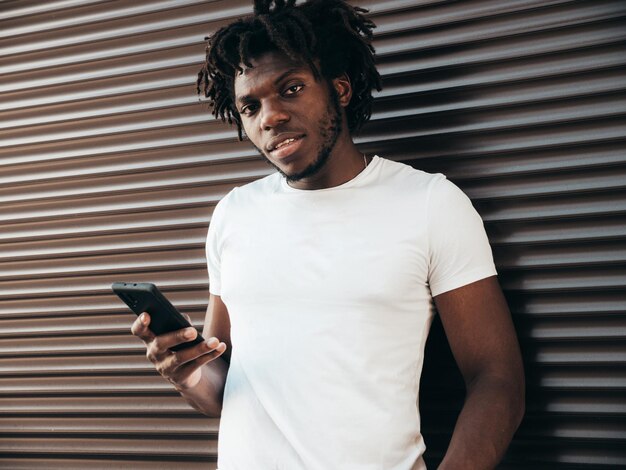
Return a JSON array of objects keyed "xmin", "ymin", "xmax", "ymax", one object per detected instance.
[{"xmin": 332, "ymin": 73, "xmax": 352, "ymax": 108}]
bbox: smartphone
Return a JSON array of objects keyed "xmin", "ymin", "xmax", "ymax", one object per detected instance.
[{"xmin": 112, "ymin": 282, "xmax": 205, "ymax": 351}]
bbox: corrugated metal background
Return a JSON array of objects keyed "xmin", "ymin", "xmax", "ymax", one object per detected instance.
[{"xmin": 1, "ymin": 0, "xmax": 625, "ymax": 467}]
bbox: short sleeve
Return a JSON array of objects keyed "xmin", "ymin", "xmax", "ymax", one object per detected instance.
[
  {"xmin": 427, "ymin": 175, "xmax": 497, "ymax": 297},
  {"xmin": 205, "ymin": 189, "xmax": 235, "ymax": 296}
]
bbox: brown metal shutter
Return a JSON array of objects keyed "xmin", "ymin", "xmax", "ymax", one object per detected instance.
[{"xmin": 0, "ymin": 0, "xmax": 624, "ymax": 468}]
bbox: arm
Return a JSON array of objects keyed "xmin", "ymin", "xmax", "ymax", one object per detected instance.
[
  {"xmin": 131, "ymin": 293, "xmax": 232, "ymax": 417},
  {"xmin": 434, "ymin": 275, "xmax": 525, "ymax": 469}
]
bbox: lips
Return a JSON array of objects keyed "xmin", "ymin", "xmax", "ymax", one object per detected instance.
[
  {"xmin": 266, "ymin": 133, "xmax": 305, "ymax": 152},
  {"xmin": 274, "ymin": 137, "xmax": 297, "ymax": 150},
  {"xmin": 266, "ymin": 133, "xmax": 305, "ymax": 160}
]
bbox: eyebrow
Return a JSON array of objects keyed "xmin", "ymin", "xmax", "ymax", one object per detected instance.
[{"xmin": 236, "ymin": 67, "xmax": 308, "ymax": 105}]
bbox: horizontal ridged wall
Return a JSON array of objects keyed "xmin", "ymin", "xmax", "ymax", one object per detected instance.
[{"xmin": 1, "ymin": 0, "xmax": 625, "ymax": 467}]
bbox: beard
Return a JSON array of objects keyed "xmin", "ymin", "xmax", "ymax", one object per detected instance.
[{"xmin": 254, "ymin": 90, "xmax": 343, "ymax": 184}]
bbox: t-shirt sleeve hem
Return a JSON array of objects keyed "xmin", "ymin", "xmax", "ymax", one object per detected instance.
[
  {"xmin": 430, "ymin": 265, "xmax": 498, "ymax": 298},
  {"xmin": 209, "ymin": 284, "xmax": 221, "ymax": 296}
]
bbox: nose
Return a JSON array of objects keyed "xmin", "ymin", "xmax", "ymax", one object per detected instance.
[{"xmin": 260, "ymin": 98, "xmax": 289, "ymax": 130}]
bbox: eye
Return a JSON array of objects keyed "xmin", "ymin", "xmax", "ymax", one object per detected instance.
[
  {"xmin": 240, "ymin": 103, "xmax": 258, "ymax": 116},
  {"xmin": 283, "ymin": 84, "xmax": 304, "ymax": 96}
]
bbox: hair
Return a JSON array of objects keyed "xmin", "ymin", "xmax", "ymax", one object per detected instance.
[{"xmin": 196, "ymin": 0, "xmax": 383, "ymax": 140}]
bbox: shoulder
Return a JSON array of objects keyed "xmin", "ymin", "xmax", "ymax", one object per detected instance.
[
  {"xmin": 229, "ymin": 171, "xmax": 281, "ymax": 201},
  {"xmin": 217, "ymin": 171, "xmax": 281, "ymax": 210},
  {"xmin": 373, "ymin": 157, "xmax": 477, "ymax": 220},
  {"xmin": 375, "ymin": 155, "xmax": 446, "ymax": 194}
]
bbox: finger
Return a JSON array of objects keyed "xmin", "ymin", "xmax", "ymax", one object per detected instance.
[
  {"xmin": 152, "ymin": 326, "xmax": 199, "ymax": 353},
  {"xmin": 169, "ymin": 337, "xmax": 223, "ymax": 369},
  {"xmin": 130, "ymin": 312, "xmax": 155, "ymax": 342},
  {"xmin": 157, "ymin": 339, "xmax": 224, "ymax": 381},
  {"xmin": 182, "ymin": 313, "xmax": 198, "ymax": 333},
  {"xmin": 171, "ymin": 341, "xmax": 227, "ymax": 378}
]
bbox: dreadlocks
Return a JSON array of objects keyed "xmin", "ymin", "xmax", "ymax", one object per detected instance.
[{"xmin": 196, "ymin": 0, "xmax": 383, "ymax": 140}]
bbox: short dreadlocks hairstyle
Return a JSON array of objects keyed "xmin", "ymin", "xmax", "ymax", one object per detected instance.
[{"xmin": 196, "ymin": 0, "xmax": 383, "ymax": 140}]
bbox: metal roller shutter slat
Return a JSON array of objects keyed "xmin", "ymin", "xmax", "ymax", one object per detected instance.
[{"xmin": 1, "ymin": 0, "xmax": 624, "ymax": 467}]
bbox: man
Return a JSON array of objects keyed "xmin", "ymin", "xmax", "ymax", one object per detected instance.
[{"xmin": 131, "ymin": 0, "xmax": 525, "ymax": 468}]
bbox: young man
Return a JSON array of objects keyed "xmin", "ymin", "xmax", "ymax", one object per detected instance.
[{"xmin": 131, "ymin": 0, "xmax": 525, "ymax": 468}]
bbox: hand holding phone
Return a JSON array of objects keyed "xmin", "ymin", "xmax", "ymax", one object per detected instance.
[
  {"xmin": 114, "ymin": 282, "xmax": 227, "ymax": 391},
  {"xmin": 112, "ymin": 282, "xmax": 204, "ymax": 351}
]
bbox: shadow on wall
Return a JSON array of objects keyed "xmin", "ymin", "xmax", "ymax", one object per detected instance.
[
  {"xmin": 365, "ymin": 49, "xmax": 489, "ymax": 466},
  {"xmin": 361, "ymin": 49, "xmax": 536, "ymax": 466}
]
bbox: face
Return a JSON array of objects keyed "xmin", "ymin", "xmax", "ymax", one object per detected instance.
[{"xmin": 233, "ymin": 51, "xmax": 346, "ymax": 184}]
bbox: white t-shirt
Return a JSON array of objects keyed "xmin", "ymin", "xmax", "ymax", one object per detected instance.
[{"xmin": 206, "ymin": 155, "xmax": 497, "ymax": 470}]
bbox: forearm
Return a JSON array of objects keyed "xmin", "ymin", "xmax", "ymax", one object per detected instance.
[
  {"xmin": 174, "ymin": 357, "xmax": 229, "ymax": 417},
  {"xmin": 438, "ymin": 374, "xmax": 525, "ymax": 469}
]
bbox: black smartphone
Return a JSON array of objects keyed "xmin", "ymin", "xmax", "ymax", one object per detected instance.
[{"xmin": 112, "ymin": 282, "xmax": 205, "ymax": 351}]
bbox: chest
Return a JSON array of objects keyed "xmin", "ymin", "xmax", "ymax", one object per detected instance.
[{"xmin": 220, "ymin": 196, "xmax": 429, "ymax": 307}]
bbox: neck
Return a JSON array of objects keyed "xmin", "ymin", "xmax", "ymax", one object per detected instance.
[{"xmin": 287, "ymin": 139, "xmax": 366, "ymax": 190}]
